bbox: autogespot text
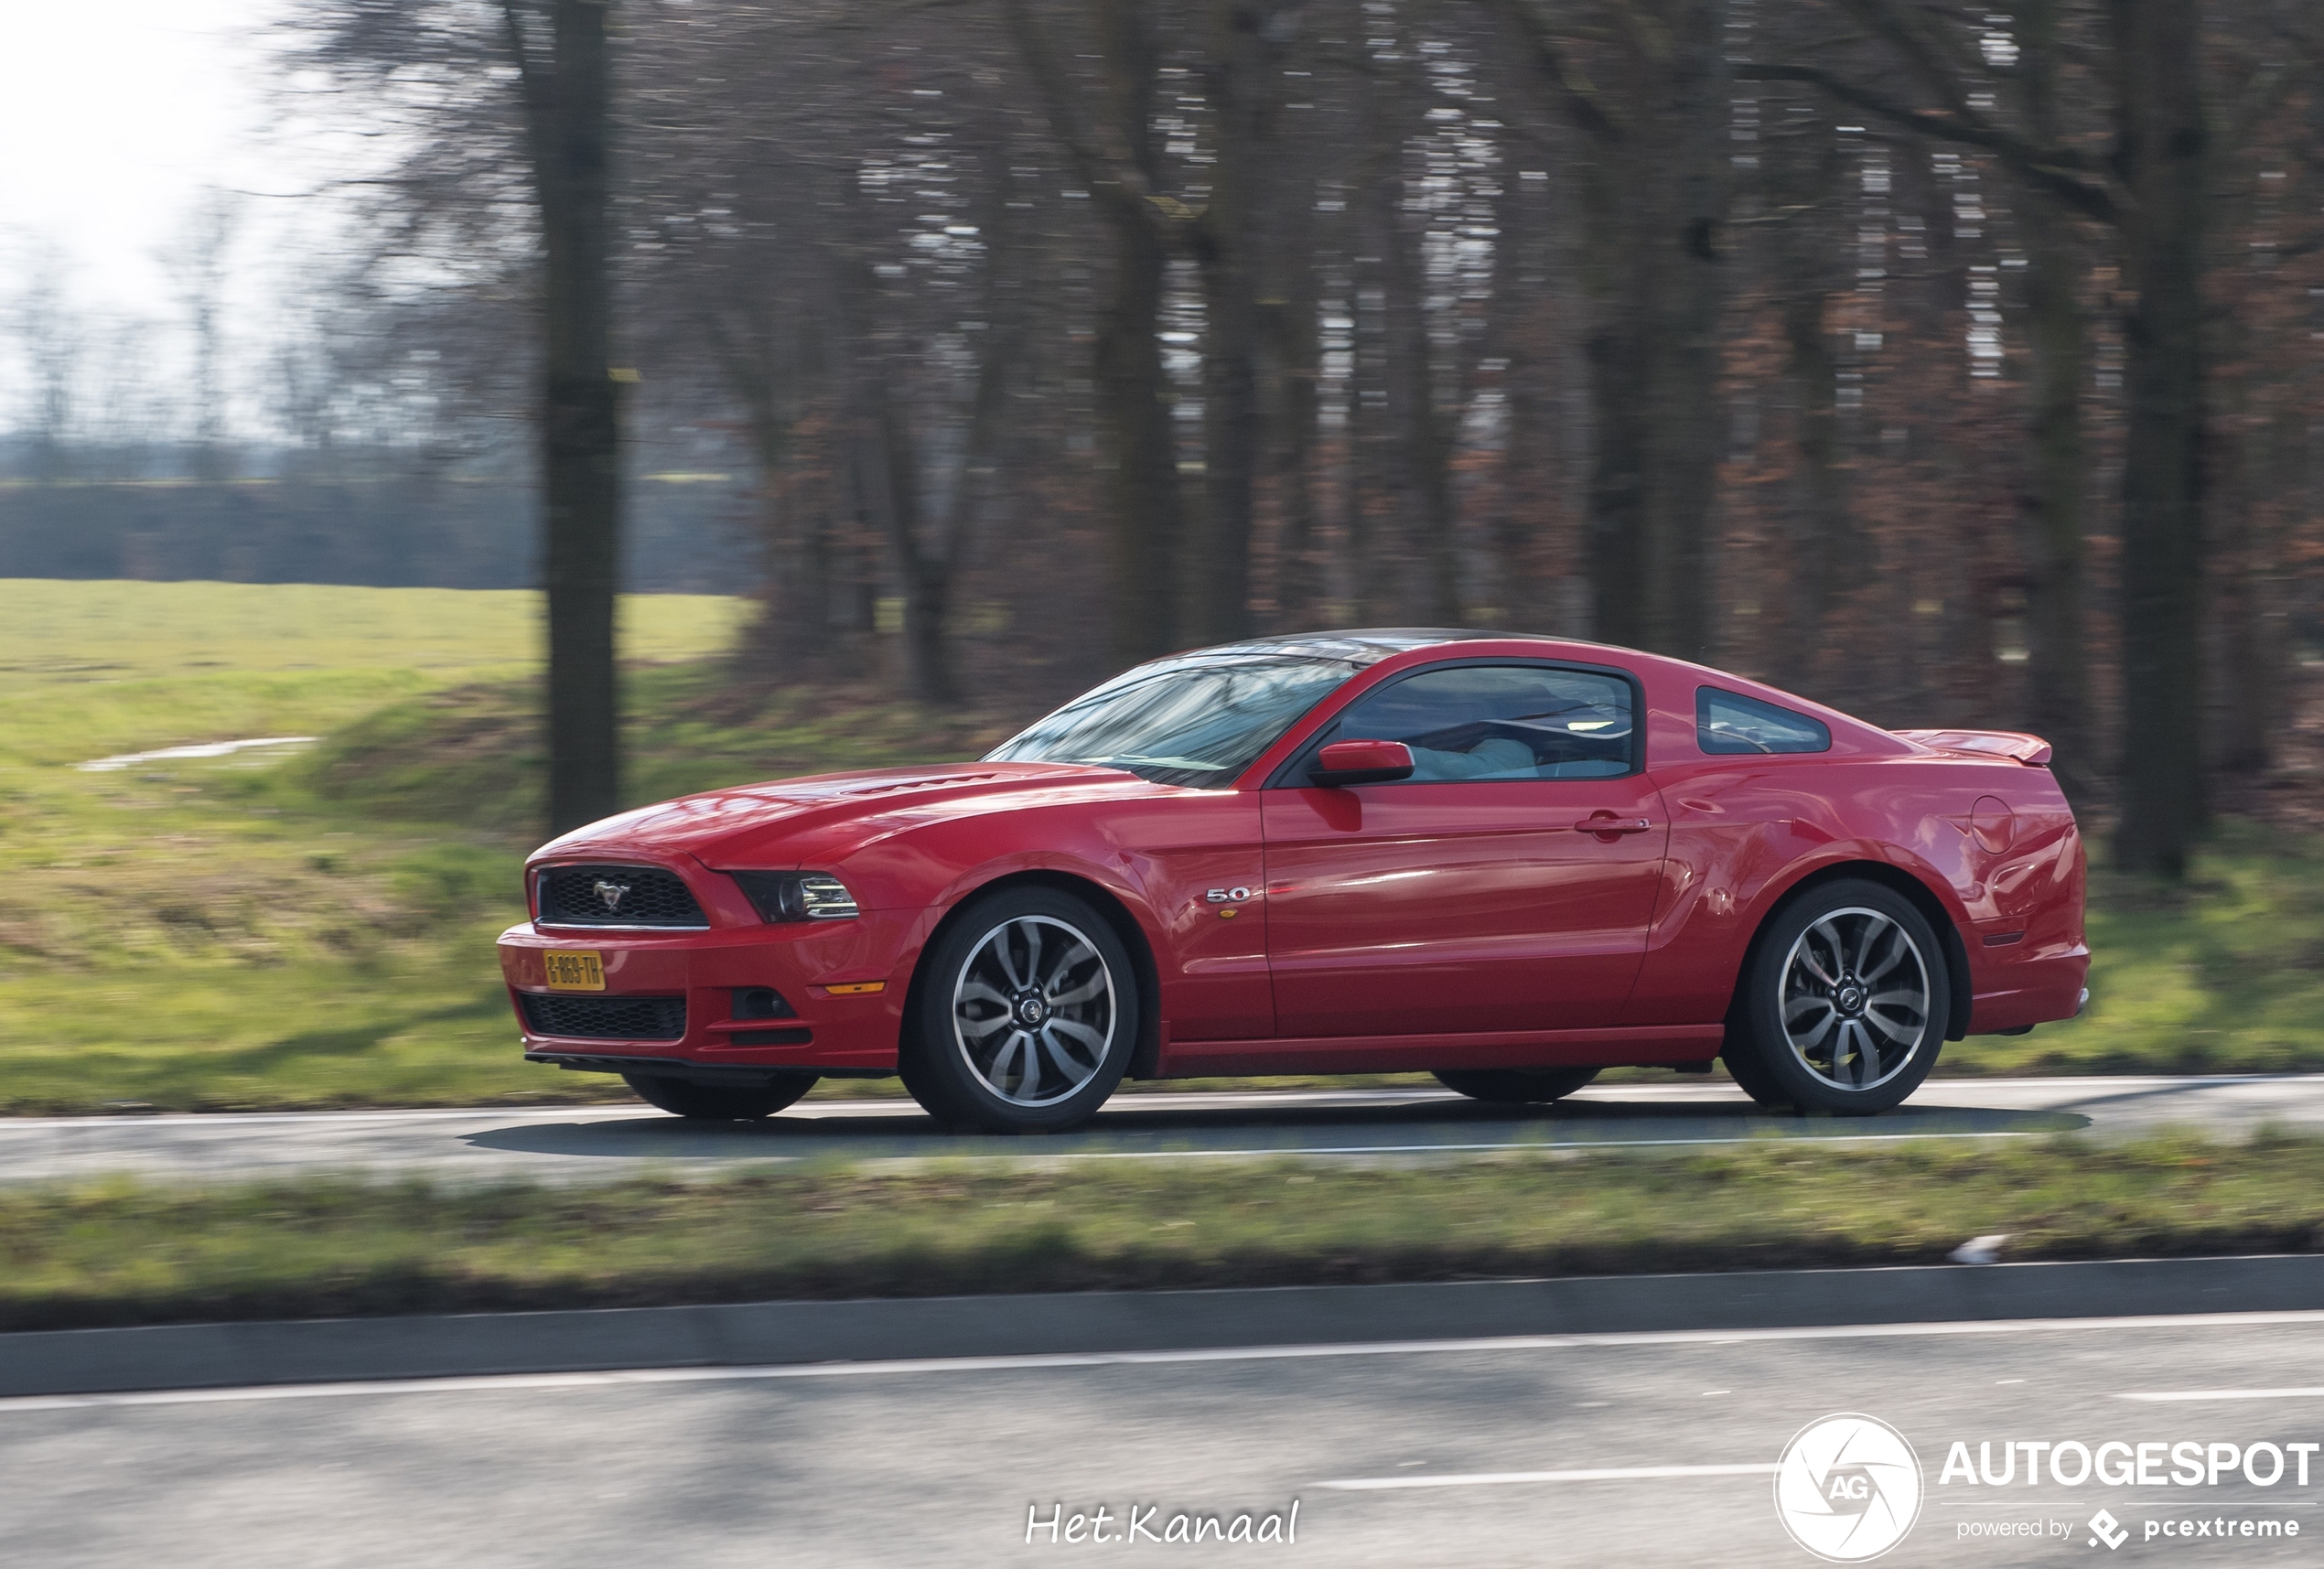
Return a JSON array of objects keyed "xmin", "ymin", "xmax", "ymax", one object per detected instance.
[
  {"xmin": 1942, "ymin": 1436, "xmax": 2313, "ymax": 1547},
  {"xmin": 1938, "ymin": 1437, "xmax": 2319, "ymax": 1488}
]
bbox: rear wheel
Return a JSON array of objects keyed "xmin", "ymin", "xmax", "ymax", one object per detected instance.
[
  {"xmin": 622, "ymin": 1072, "xmax": 816, "ymax": 1121},
  {"xmin": 1725, "ymin": 879, "xmax": 1949, "ymax": 1114},
  {"xmin": 1433, "ymin": 1066, "xmax": 1600, "ymax": 1104},
  {"xmin": 901, "ymin": 887, "xmax": 1138, "ymax": 1134}
]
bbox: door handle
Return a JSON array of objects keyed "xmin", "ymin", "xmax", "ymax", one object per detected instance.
[{"xmin": 1574, "ymin": 816, "xmax": 1653, "ymax": 835}]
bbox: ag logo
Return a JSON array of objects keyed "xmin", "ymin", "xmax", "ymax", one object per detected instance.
[{"xmin": 1773, "ymin": 1413, "xmax": 1923, "ymax": 1562}]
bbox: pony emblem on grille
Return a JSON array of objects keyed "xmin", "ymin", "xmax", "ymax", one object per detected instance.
[{"xmin": 593, "ymin": 879, "xmax": 631, "ymax": 912}]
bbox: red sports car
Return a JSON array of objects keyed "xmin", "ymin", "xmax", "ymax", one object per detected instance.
[{"xmin": 498, "ymin": 631, "xmax": 2087, "ymax": 1131}]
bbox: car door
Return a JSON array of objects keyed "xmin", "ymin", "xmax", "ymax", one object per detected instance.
[{"xmin": 1261, "ymin": 660, "xmax": 1670, "ymax": 1038}]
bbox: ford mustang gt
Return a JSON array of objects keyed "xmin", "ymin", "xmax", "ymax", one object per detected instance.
[{"xmin": 498, "ymin": 630, "xmax": 2088, "ymax": 1131}]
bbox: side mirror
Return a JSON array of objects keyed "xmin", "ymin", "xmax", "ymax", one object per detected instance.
[{"xmin": 1311, "ymin": 738, "xmax": 1415, "ymax": 787}]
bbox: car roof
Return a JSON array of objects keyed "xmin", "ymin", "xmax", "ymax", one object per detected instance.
[
  {"xmin": 1186, "ymin": 630, "xmax": 1910, "ymax": 759},
  {"xmin": 1163, "ymin": 629, "xmax": 1584, "ymax": 667}
]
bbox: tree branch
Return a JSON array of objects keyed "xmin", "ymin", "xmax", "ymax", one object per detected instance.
[
  {"xmin": 1739, "ymin": 60, "xmax": 2119, "ymax": 225},
  {"xmin": 2221, "ymin": 27, "xmax": 2324, "ymax": 157},
  {"xmin": 997, "ymin": 0, "xmax": 1200, "ymax": 250},
  {"xmin": 497, "ymin": 0, "xmax": 552, "ymax": 178},
  {"xmin": 1495, "ymin": 0, "xmax": 1626, "ymax": 145}
]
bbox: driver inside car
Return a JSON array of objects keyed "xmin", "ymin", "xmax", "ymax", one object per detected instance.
[{"xmin": 1403, "ymin": 735, "xmax": 1537, "ymax": 779}]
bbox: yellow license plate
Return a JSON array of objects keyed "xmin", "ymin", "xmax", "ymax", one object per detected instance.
[{"xmin": 542, "ymin": 950, "xmax": 605, "ymax": 992}]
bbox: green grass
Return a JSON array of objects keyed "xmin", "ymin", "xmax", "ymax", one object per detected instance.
[
  {"xmin": 5, "ymin": 1134, "xmax": 2321, "ymax": 1332},
  {"xmin": 0, "ymin": 582, "xmax": 759, "ymax": 1112},
  {"xmin": 1958, "ymin": 819, "xmax": 2324, "ymax": 1077},
  {"xmin": 2, "ymin": 577, "xmax": 2321, "ymax": 1114}
]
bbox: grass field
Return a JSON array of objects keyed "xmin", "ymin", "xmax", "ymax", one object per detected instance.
[
  {"xmin": 5, "ymin": 1134, "xmax": 2321, "ymax": 1332},
  {"xmin": 0, "ymin": 582, "xmax": 760, "ymax": 1112},
  {"xmin": 2, "ymin": 577, "xmax": 2321, "ymax": 1115}
]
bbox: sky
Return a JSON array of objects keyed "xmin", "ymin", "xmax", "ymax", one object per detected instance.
[
  {"xmin": 0, "ymin": 0, "xmax": 346, "ymax": 437},
  {"xmin": 0, "ymin": 0, "xmax": 302, "ymax": 317}
]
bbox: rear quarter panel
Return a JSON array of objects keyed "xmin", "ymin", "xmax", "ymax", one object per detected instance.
[{"xmin": 1627, "ymin": 748, "xmax": 2085, "ymax": 1034}]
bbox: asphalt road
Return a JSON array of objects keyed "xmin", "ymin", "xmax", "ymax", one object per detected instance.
[
  {"xmin": 5, "ymin": 1075, "xmax": 2322, "ymax": 1187},
  {"xmin": 11, "ymin": 1309, "xmax": 2324, "ymax": 1566}
]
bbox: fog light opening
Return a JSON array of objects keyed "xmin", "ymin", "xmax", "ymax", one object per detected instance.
[{"xmin": 733, "ymin": 987, "xmax": 796, "ymax": 1021}]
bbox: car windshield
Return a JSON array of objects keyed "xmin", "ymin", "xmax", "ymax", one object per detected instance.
[{"xmin": 984, "ymin": 654, "xmax": 1359, "ymax": 788}]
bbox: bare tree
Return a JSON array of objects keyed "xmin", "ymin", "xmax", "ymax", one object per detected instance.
[
  {"xmin": 1501, "ymin": 0, "xmax": 1734, "ymax": 661},
  {"xmin": 10, "ymin": 245, "xmax": 81, "ymax": 481},
  {"xmin": 159, "ymin": 191, "xmax": 242, "ymax": 481},
  {"xmin": 501, "ymin": 0, "xmax": 624, "ymax": 833}
]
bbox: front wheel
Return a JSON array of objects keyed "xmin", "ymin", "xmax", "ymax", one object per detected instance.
[
  {"xmin": 1433, "ymin": 1066, "xmax": 1600, "ymax": 1104},
  {"xmin": 901, "ymin": 887, "xmax": 1139, "ymax": 1134},
  {"xmin": 1725, "ymin": 879, "xmax": 1950, "ymax": 1114},
  {"xmin": 622, "ymin": 1072, "xmax": 816, "ymax": 1121}
]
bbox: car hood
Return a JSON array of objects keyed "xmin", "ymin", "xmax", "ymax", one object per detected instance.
[{"xmin": 532, "ymin": 760, "xmax": 1157, "ymax": 867}]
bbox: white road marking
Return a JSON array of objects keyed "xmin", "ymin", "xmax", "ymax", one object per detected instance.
[
  {"xmin": 1319, "ymin": 1464, "xmax": 1778, "ymax": 1491},
  {"xmin": 7, "ymin": 1309, "xmax": 2323, "ymax": 1416},
  {"xmin": 2121, "ymin": 1387, "xmax": 2324, "ymax": 1402}
]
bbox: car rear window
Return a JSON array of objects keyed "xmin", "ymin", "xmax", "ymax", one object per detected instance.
[{"xmin": 1696, "ymin": 687, "xmax": 1831, "ymax": 755}]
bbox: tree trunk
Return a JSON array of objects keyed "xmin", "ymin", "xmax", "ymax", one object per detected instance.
[
  {"xmin": 1634, "ymin": 0, "xmax": 1730, "ymax": 663},
  {"xmin": 852, "ymin": 371, "xmax": 949, "ymax": 705},
  {"xmin": 2109, "ymin": 0, "xmax": 2209, "ymax": 877},
  {"xmin": 2019, "ymin": 205, "xmax": 2095, "ymax": 801},
  {"xmin": 715, "ymin": 309, "xmax": 825, "ymax": 672},
  {"xmin": 1777, "ymin": 283, "xmax": 1847, "ymax": 695},
  {"xmin": 1485, "ymin": 162, "xmax": 1555, "ymax": 631},
  {"xmin": 1527, "ymin": 0, "xmax": 1729, "ymax": 661},
  {"xmin": 2212, "ymin": 378, "xmax": 2286, "ymax": 779},
  {"xmin": 1380, "ymin": 157, "xmax": 1460, "ymax": 626},
  {"xmin": 1253, "ymin": 13, "xmax": 1319, "ymax": 632},
  {"xmin": 2014, "ymin": 0, "xmax": 2095, "ymax": 803},
  {"xmin": 1349, "ymin": 110, "xmax": 1402, "ymax": 625},
  {"xmin": 1094, "ymin": 0, "xmax": 1182, "ymax": 665},
  {"xmin": 1259, "ymin": 233, "xmax": 1321, "ymax": 629},
  {"xmin": 1193, "ymin": 0, "xmax": 1263, "ymax": 644},
  {"xmin": 532, "ymin": 0, "xmax": 623, "ymax": 835}
]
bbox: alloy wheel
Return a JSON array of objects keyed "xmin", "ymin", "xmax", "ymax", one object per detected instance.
[
  {"xmin": 1777, "ymin": 907, "xmax": 1931, "ymax": 1091},
  {"xmin": 950, "ymin": 915, "xmax": 1117, "ymax": 1106}
]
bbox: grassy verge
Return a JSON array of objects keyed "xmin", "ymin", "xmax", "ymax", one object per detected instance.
[
  {"xmin": 0, "ymin": 583, "xmax": 757, "ymax": 1112},
  {"xmin": 6, "ymin": 1134, "xmax": 2322, "ymax": 1333},
  {"xmin": 1952, "ymin": 817, "xmax": 2324, "ymax": 1076},
  {"xmin": 5, "ymin": 578, "xmax": 2324, "ymax": 1114}
]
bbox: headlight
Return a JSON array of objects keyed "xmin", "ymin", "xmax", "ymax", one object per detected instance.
[{"xmin": 729, "ymin": 871, "xmax": 861, "ymax": 923}]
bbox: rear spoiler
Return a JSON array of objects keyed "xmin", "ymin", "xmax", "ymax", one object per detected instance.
[{"xmin": 1891, "ymin": 728, "xmax": 2054, "ymax": 767}]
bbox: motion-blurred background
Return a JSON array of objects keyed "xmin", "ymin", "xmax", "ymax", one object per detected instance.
[
  {"xmin": 3, "ymin": 1, "xmax": 2322, "ymax": 1113},
  {"xmin": 11, "ymin": 20, "xmax": 2324, "ymax": 1564}
]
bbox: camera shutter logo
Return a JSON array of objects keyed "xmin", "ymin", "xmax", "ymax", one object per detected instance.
[{"xmin": 1773, "ymin": 1413, "xmax": 1924, "ymax": 1562}]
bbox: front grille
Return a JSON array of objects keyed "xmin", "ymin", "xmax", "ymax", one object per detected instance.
[
  {"xmin": 520, "ymin": 993, "xmax": 687, "ymax": 1041},
  {"xmin": 537, "ymin": 864, "xmax": 706, "ymax": 928}
]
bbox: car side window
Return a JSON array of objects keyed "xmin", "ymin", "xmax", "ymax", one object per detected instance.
[
  {"xmin": 1697, "ymin": 687, "xmax": 1831, "ymax": 754},
  {"xmin": 1329, "ymin": 664, "xmax": 1636, "ymax": 781}
]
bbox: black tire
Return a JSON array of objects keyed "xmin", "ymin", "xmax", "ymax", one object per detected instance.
[
  {"xmin": 901, "ymin": 887, "xmax": 1138, "ymax": 1134},
  {"xmin": 1718, "ymin": 1036, "xmax": 1792, "ymax": 1109},
  {"xmin": 1725, "ymin": 878, "xmax": 1950, "ymax": 1115},
  {"xmin": 1432, "ymin": 1066, "xmax": 1601, "ymax": 1104},
  {"xmin": 622, "ymin": 1072, "xmax": 816, "ymax": 1121}
]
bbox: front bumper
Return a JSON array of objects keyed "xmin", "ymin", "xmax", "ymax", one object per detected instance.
[{"xmin": 498, "ymin": 908, "xmax": 924, "ymax": 1078}]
